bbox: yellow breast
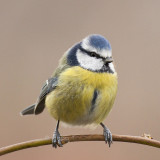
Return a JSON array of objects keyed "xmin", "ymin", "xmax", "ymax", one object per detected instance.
[{"xmin": 45, "ymin": 66, "xmax": 118, "ymax": 125}]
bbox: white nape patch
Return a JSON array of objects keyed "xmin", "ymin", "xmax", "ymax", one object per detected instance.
[
  {"xmin": 109, "ymin": 62, "xmax": 115, "ymax": 73},
  {"xmin": 76, "ymin": 49, "xmax": 104, "ymax": 71},
  {"xmin": 81, "ymin": 37, "xmax": 112, "ymax": 58},
  {"xmin": 81, "ymin": 38, "xmax": 97, "ymax": 53}
]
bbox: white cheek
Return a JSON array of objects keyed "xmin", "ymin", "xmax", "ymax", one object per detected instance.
[
  {"xmin": 77, "ymin": 50, "xmax": 104, "ymax": 71},
  {"xmin": 109, "ymin": 63, "xmax": 115, "ymax": 72}
]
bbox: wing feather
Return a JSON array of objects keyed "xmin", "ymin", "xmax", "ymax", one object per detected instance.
[{"xmin": 34, "ymin": 77, "xmax": 58, "ymax": 114}]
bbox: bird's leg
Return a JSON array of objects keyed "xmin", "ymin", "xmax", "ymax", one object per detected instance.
[
  {"xmin": 100, "ymin": 122, "xmax": 112, "ymax": 147},
  {"xmin": 52, "ymin": 120, "xmax": 63, "ymax": 148}
]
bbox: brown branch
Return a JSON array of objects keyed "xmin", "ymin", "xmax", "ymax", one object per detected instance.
[{"xmin": 0, "ymin": 134, "xmax": 160, "ymax": 156}]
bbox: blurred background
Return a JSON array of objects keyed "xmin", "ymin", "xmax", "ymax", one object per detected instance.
[{"xmin": 0, "ymin": 0, "xmax": 160, "ymax": 159}]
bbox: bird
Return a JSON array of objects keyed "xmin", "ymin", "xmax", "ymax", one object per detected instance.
[{"xmin": 21, "ymin": 34, "xmax": 118, "ymax": 148}]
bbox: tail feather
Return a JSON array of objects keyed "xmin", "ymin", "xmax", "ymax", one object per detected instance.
[{"xmin": 20, "ymin": 104, "xmax": 35, "ymax": 116}]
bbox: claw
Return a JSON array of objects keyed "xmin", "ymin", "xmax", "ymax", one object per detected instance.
[
  {"xmin": 52, "ymin": 120, "xmax": 63, "ymax": 148},
  {"xmin": 100, "ymin": 123, "xmax": 112, "ymax": 147}
]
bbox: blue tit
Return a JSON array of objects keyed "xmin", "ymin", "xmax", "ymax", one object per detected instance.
[{"xmin": 21, "ymin": 34, "xmax": 118, "ymax": 148}]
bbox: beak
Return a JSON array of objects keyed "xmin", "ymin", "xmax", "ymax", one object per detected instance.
[{"xmin": 104, "ymin": 57, "xmax": 113, "ymax": 63}]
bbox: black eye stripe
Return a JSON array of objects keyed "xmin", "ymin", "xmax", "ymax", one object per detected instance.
[{"xmin": 79, "ymin": 46, "xmax": 105, "ymax": 60}]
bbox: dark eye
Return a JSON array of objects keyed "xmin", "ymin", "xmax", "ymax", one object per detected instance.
[{"xmin": 90, "ymin": 52, "xmax": 97, "ymax": 57}]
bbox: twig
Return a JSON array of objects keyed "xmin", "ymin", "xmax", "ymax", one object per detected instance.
[{"xmin": 0, "ymin": 134, "xmax": 160, "ymax": 156}]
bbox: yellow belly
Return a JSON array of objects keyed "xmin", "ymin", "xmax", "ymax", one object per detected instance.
[{"xmin": 45, "ymin": 66, "xmax": 117, "ymax": 125}]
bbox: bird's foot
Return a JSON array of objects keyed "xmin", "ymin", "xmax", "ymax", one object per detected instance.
[
  {"xmin": 101, "ymin": 123, "xmax": 112, "ymax": 147},
  {"xmin": 52, "ymin": 129, "xmax": 63, "ymax": 148},
  {"xmin": 103, "ymin": 127, "xmax": 112, "ymax": 147}
]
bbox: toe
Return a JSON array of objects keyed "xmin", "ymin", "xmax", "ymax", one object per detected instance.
[
  {"xmin": 52, "ymin": 138, "xmax": 57, "ymax": 148},
  {"xmin": 104, "ymin": 132, "xmax": 108, "ymax": 143},
  {"xmin": 52, "ymin": 130, "xmax": 63, "ymax": 148},
  {"xmin": 57, "ymin": 139, "xmax": 63, "ymax": 147},
  {"xmin": 104, "ymin": 128, "xmax": 112, "ymax": 147},
  {"xmin": 57, "ymin": 134, "xmax": 63, "ymax": 147}
]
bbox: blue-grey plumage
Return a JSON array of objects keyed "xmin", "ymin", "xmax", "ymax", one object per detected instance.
[{"xmin": 21, "ymin": 34, "xmax": 118, "ymax": 148}]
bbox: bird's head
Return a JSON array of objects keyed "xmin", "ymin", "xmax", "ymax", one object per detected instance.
[{"xmin": 67, "ymin": 34, "xmax": 115, "ymax": 73}]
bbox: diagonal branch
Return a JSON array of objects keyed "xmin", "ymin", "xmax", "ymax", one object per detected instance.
[{"xmin": 0, "ymin": 134, "xmax": 160, "ymax": 156}]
